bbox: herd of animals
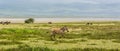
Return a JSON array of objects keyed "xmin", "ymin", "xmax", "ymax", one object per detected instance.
[
  {"xmin": 0, "ymin": 21, "xmax": 93, "ymax": 40},
  {"xmin": 0, "ymin": 21, "xmax": 11, "ymax": 25},
  {"xmin": 0, "ymin": 21, "xmax": 93, "ymax": 25}
]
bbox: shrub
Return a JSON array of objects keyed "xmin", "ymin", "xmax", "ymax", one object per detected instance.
[{"xmin": 25, "ymin": 18, "xmax": 34, "ymax": 24}]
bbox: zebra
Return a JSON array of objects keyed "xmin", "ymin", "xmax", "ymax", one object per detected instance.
[{"xmin": 50, "ymin": 26, "xmax": 69, "ymax": 40}]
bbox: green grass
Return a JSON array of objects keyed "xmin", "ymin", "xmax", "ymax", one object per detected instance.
[
  {"xmin": 0, "ymin": 28, "xmax": 50, "ymax": 40},
  {"xmin": 3, "ymin": 47, "xmax": 119, "ymax": 51},
  {"xmin": 0, "ymin": 28, "xmax": 49, "ymax": 34},
  {"xmin": 0, "ymin": 22, "xmax": 120, "ymax": 51},
  {"xmin": 112, "ymin": 39, "xmax": 120, "ymax": 43},
  {"xmin": 0, "ymin": 40, "xmax": 22, "ymax": 45},
  {"xmin": 59, "ymin": 48, "xmax": 119, "ymax": 51}
]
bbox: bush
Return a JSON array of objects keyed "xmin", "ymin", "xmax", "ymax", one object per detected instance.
[{"xmin": 25, "ymin": 18, "xmax": 34, "ymax": 23}]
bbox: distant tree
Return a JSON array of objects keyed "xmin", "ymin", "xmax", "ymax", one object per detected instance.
[{"xmin": 25, "ymin": 18, "xmax": 34, "ymax": 23}]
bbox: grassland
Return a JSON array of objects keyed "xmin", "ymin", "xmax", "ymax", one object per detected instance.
[{"xmin": 0, "ymin": 21, "xmax": 120, "ymax": 51}]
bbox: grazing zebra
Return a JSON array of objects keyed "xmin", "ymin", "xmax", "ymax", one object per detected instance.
[{"xmin": 50, "ymin": 26, "xmax": 69, "ymax": 40}]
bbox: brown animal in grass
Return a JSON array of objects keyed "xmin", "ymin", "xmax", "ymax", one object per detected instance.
[
  {"xmin": 50, "ymin": 26, "xmax": 69, "ymax": 40},
  {"xmin": 0, "ymin": 21, "xmax": 3, "ymax": 24},
  {"xmin": 86, "ymin": 22, "xmax": 93, "ymax": 25},
  {"xmin": 2, "ymin": 21, "xmax": 11, "ymax": 25},
  {"xmin": 48, "ymin": 22, "xmax": 52, "ymax": 24}
]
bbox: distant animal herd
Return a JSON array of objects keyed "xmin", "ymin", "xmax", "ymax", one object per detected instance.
[
  {"xmin": 0, "ymin": 21, "xmax": 93, "ymax": 25},
  {"xmin": 0, "ymin": 21, "xmax": 11, "ymax": 25}
]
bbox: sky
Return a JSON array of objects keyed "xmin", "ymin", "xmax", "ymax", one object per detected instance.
[{"xmin": 0, "ymin": 0, "xmax": 120, "ymax": 17}]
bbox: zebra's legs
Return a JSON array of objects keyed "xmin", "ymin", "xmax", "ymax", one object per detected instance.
[
  {"xmin": 61, "ymin": 34, "xmax": 65, "ymax": 38},
  {"xmin": 59, "ymin": 33, "xmax": 65, "ymax": 38},
  {"xmin": 50, "ymin": 34, "xmax": 56, "ymax": 40}
]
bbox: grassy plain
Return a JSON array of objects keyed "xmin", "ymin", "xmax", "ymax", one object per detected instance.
[{"xmin": 0, "ymin": 21, "xmax": 120, "ymax": 51}]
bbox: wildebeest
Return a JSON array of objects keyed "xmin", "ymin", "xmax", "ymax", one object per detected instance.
[
  {"xmin": 0, "ymin": 21, "xmax": 11, "ymax": 25},
  {"xmin": 48, "ymin": 22, "xmax": 52, "ymax": 24},
  {"xmin": 86, "ymin": 22, "xmax": 93, "ymax": 25},
  {"xmin": 0, "ymin": 21, "xmax": 3, "ymax": 24},
  {"xmin": 50, "ymin": 26, "xmax": 69, "ymax": 40}
]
